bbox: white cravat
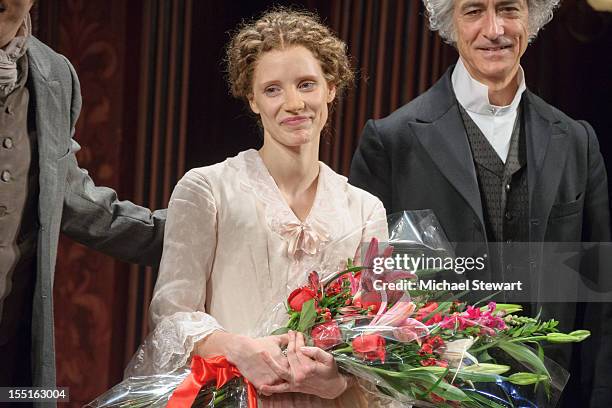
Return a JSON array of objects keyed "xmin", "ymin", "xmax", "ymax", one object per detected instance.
[
  {"xmin": 451, "ymin": 58, "xmax": 526, "ymax": 163},
  {"xmin": 0, "ymin": 13, "xmax": 31, "ymax": 98}
]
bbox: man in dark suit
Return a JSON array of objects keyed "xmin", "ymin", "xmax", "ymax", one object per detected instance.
[
  {"xmin": 350, "ymin": 0, "xmax": 611, "ymax": 406},
  {"xmin": 0, "ymin": 2, "xmax": 165, "ymax": 404}
]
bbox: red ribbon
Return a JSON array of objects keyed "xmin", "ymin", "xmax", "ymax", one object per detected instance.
[{"xmin": 167, "ymin": 355, "xmax": 258, "ymax": 408}]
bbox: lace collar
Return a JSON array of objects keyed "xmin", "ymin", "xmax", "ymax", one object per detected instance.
[{"xmin": 229, "ymin": 149, "xmax": 350, "ymax": 260}]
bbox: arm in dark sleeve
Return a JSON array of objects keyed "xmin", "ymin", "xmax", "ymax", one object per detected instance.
[
  {"xmin": 60, "ymin": 144, "xmax": 166, "ymax": 266},
  {"xmin": 578, "ymin": 121, "xmax": 612, "ymax": 408},
  {"xmin": 581, "ymin": 121, "xmax": 610, "ymax": 242},
  {"xmin": 58, "ymin": 55, "xmax": 166, "ymax": 267},
  {"xmin": 349, "ymin": 119, "xmax": 392, "ymax": 212}
]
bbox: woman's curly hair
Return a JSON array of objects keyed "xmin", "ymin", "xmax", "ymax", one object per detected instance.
[{"xmin": 226, "ymin": 8, "xmax": 354, "ymax": 104}]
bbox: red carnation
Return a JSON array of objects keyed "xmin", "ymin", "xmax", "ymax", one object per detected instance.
[
  {"xmin": 420, "ymin": 357, "xmax": 437, "ymax": 367},
  {"xmin": 311, "ymin": 321, "xmax": 343, "ymax": 350},
  {"xmin": 352, "ymin": 334, "xmax": 386, "ymax": 363},
  {"xmin": 415, "ymin": 302, "xmax": 439, "ymax": 322},
  {"xmin": 420, "ymin": 343, "xmax": 434, "ymax": 355}
]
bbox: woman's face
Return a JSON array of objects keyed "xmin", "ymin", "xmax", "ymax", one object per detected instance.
[{"xmin": 249, "ymin": 45, "xmax": 336, "ymax": 149}]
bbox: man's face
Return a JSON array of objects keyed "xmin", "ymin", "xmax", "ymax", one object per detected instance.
[
  {"xmin": 0, "ymin": 0, "xmax": 33, "ymax": 48},
  {"xmin": 453, "ymin": 0, "xmax": 529, "ymax": 85}
]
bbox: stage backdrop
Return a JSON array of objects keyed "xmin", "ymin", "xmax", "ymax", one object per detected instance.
[{"xmin": 33, "ymin": 0, "xmax": 611, "ymax": 406}]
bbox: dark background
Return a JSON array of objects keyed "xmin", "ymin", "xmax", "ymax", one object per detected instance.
[{"xmin": 29, "ymin": 0, "xmax": 612, "ymax": 405}]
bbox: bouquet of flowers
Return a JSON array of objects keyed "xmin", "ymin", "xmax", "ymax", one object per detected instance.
[
  {"xmin": 88, "ymin": 211, "xmax": 589, "ymax": 408},
  {"xmin": 267, "ymin": 240, "xmax": 588, "ymax": 407}
]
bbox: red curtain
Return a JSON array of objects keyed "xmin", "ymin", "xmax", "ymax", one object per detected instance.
[{"xmin": 315, "ymin": 0, "xmax": 457, "ymax": 174}]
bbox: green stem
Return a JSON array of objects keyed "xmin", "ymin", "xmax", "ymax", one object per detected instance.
[
  {"xmin": 508, "ymin": 335, "xmax": 547, "ymax": 343},
  {"xmin": 213, "ymin": 389, "xmax": 227, "ymax": 405},
  {"xmin": 323, "ymin": 266, "xmax": 365, "ymax": 289},
  {"xmin": 469, "ymin": 341, "xmax": 499, "ymax": 354}
]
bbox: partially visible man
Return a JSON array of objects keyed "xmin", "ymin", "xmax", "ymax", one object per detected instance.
[
  {"xmin": 350, "ymin": 0, "xmax": 610, "ymax": 406},
  {"xmin": 0, "ymin": 0, "xmax": 165, "ymax": 402}
]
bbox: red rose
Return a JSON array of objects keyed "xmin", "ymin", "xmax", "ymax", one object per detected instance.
[
  {"xmin": 288, "ymin": 286, "xmax": 318, "ymax": 312},
  {"xmin": 352, "ymin": 334, "xmax": 386, "ymax": 363},
  {"xmin": 311, "ymin": 321, "xmax": 342, "ymax": 350}
]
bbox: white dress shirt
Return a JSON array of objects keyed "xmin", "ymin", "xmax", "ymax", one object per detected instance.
[{"xmin": 451, "ymin": 58, "xmax": 526, "ymax": 163}]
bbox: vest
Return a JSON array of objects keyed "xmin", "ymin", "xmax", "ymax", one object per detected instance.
[
  {"xmin": 0, "ymin": 53, "xmax": 39, "ymax": 375},
  {"xmin": 458, "ymin": 104, "xmax": 529, "ymax": 243}
]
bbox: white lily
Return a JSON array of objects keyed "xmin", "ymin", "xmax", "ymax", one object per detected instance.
[{"xmin": 440, "ymin": 338, "xmax": 478, "ymax": 368}]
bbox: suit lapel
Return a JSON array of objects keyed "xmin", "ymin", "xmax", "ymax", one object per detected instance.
[
  {"xmin": 27, "ymin": 38, "xmax": 64, "ymax": 226},
  {"xmin": 524, "ymin": 92, "xmax": 569, "ymax": 238},
  {"xmin": 412, "ymin": 106, "xmax": 485, "ymax": 228},
  {"xmin": 410, "ymin": 67, "xmax": 485, "ymax": 228}
]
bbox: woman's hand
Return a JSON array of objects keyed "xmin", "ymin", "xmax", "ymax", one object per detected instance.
[
  {"xmin": 196, "ymin": 332, "xmax": 289, "ymax": 390},
  {"xmin": 259, "ymin": 330, "xmax": 349, "ymax": 400}
]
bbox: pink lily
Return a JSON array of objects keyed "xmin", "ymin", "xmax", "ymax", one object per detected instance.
[
  {"xmin": 392, "ymin": 319, "xmax": 430, "ymax": 344},
  {"xmin": 371, "ymin": 301, "xmax": 429, "ymax": 344},
  {"xmin": 372, "ymin": 301, "xmax": 416, "ymax": 326}
]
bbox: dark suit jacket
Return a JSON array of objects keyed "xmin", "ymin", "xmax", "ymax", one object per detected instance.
[
  {"xmin": 26, "ymin": 36, "xmax": 166, "ymax": 406},
  {"xmin": 349, "ymin": 67, "xmax": 611, "ymax": 407}
]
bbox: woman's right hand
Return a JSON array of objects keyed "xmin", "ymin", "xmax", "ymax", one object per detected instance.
[{"xmin": 196, "ymin": 332, "xmax": 290, "ymax": 390}]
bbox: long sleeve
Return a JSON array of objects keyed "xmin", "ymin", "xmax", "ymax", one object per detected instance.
[
  {"xmin": 61, "ymin": 146, "xmax": 166, "ymax": 266},
  {"xmin": 59, "ymin": 55, "xmax": 165, "ymax": 267},
  {"xmin": 362, "ymin": 199, "xmax": 389, "ymax": 244},
  {"xmin": 349, "ymin": 120, "xmax": 392, "ymax": 213},
  {"xmin": 579, "ymin": 121, "xmax": 612, "ymax": 407},
  {"xmin": 125, "ymin": 170, "xmax": 223, "ymax": 377}
]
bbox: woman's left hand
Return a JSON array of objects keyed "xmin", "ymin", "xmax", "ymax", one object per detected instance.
[{"xmin": 259, "ymin": 330, "xmax": 349, "ymax": 400}]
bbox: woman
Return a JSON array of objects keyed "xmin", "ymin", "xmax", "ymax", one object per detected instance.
[{"xmin": 129, "ymin": 9, "xmax": 388, "ymax": 407}]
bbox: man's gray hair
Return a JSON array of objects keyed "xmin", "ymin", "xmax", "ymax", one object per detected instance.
[{"xmin": 423, "ymin": 0, "xmax": 561, "ymax": 44}]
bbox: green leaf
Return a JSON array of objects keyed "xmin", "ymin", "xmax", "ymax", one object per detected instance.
[
  {"xmin": 469, "ymin": 340, "xmax": 499, "ymax": 354},
  {"xmin": 270, "ymin": 327, "xmax": 290, "ymax": 335},
  {"xmin": 414, "ymin": 268, "xmax": 444, "ymax": 278},
  {"xmin": 497, "ymin": 341, "xmax": 550, "ymax": 377},
  {"xmin": 536, "ymin": 342, "xmax": 544, "ymax": 364},
  {"xmin": 362, "ymin": 366, "xmax": 470, "ymax": 401},
  {"xmin": 473, "ymin": 291, "xmax": 503, "ymax": 308},
  {"xmin": 416, "ymin": 366, "xmax": 450, "ymax": 399},
  {"xmin": 476, "ymin": 349, "xmax": 494, "ymax": 363},
  {"xmin": 297, "ymin": 299, "xmax": 317, "ymax": 333},
  {"xmin": 463, "ymin": 389, "xmax": 512, "ymax": 408},
  {"xmin": 508, "ymin": 372, "xmax": 550, "ymax": 385},
  {"xmin": 406, "ymin": 371, "xmax": 470, "ymax": 401}
]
